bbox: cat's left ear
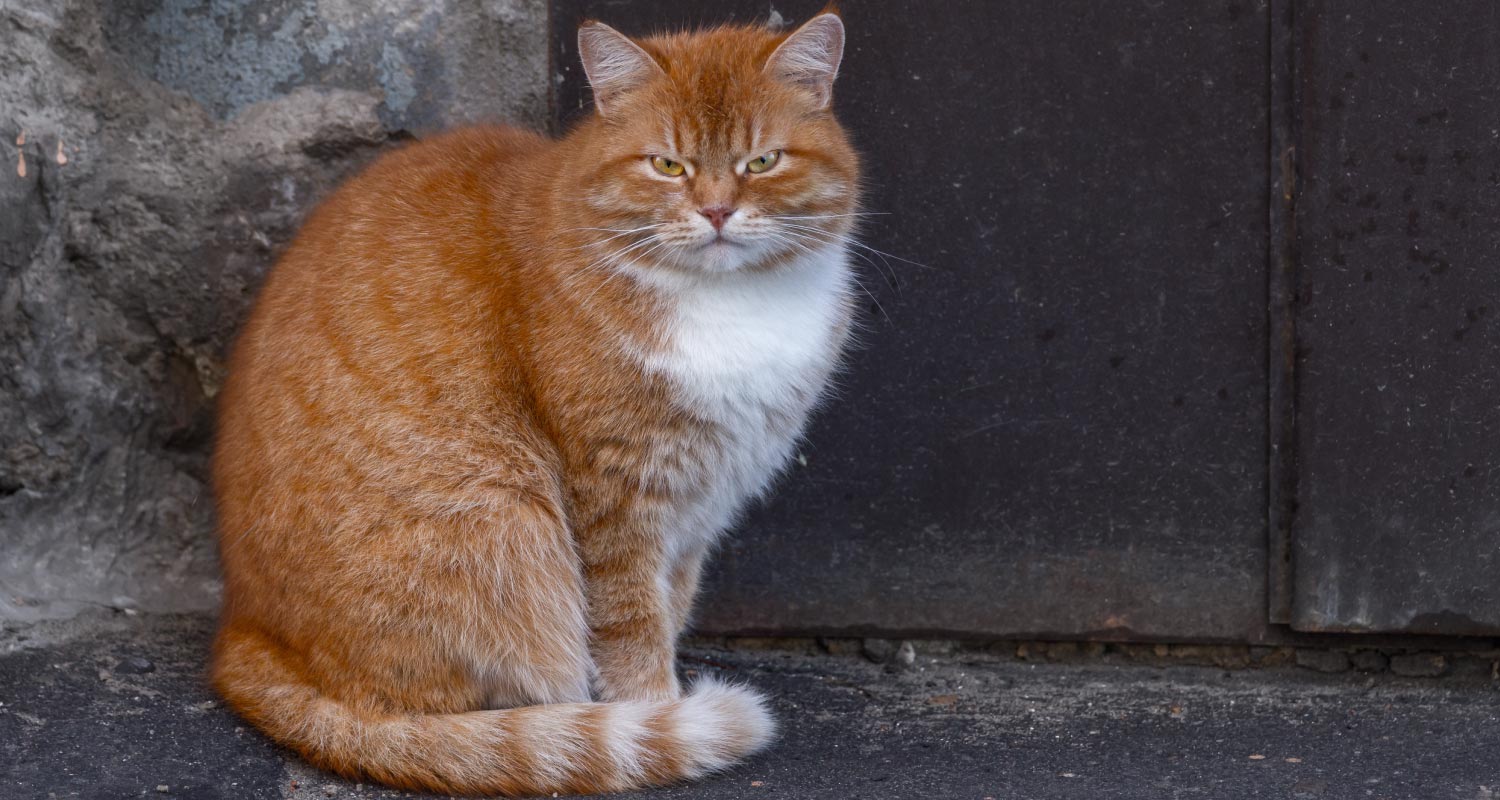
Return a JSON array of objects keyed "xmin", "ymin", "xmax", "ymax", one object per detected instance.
[
  {"xmin": 764, "ymin": 13, "xmax": 846, "ymax": 108},
  {"xmin": 578, "ymin": 21, "xmax": 665, "ymax": 116}
]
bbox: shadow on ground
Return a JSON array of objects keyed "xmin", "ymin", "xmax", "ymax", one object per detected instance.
[{"xmin": 2, "ymin": 613, "xmax": 1498, "ymax": 799}]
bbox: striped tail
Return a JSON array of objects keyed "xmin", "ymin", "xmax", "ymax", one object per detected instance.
[{"xmin": 212, "ymin": 628, "xmax": 775, "ymax": 796}]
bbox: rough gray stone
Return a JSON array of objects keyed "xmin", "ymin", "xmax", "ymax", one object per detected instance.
[
  {"xmin": 816, "ymin": 637, "xmax": 861, "ymax": 656},
  {"xmin": 1350, "ymin": 650, "xmax": 1389, "ymax": 673},
  {"xmin": 114, "ymin": 654, "xmax": 155, "ymax": 674},
  {"xmin": 892, "ymin": 640, "xmax": 917, "ymax": 670},
  {"xmin": 1390, "ymin": 652, "xmax": 1450, "ymax": 678},
  {"xmin": 0, "ymin": 0, "xmax": 547, "ymax": 621},
  {"xmin": 1445, "ymin": 655, "xmax": 1497, "ymax": 682},
  {"xmin": 1294, "ymin": 648, "xmax": 1351, "ymax": 674},
  {"xmin": 861, "ymin": 637, "xmax": 898, "ymax": 663}
]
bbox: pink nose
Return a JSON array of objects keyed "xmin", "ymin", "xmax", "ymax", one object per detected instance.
[{"xmin": 700, "ymin": 205, "xmax": 736, "ymax": 230}]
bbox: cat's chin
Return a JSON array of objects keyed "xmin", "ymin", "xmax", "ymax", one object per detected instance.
[
  {"xmin": 659, "ymin": 239, "xmax": 763, "ymax": 275},
  {"xmin": 628, "ymin": 237, "xmax": 808, "ymax": 280}
]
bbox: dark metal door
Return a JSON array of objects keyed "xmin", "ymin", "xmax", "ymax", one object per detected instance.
[
  {"xmin": 1288, "ymin": 1, "xmax": 1500, "ymax": 636},
  {"xmin": 551, "ymin": 0, "xmax": 1273, "ymax": 640}
]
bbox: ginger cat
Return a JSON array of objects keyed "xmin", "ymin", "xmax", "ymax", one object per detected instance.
[{"xmin": 209, "ymin": 11, "xmax": 859, "ymax": 797}]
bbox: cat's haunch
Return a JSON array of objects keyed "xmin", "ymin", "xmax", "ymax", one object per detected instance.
[{"xmin": 211, "ymin": 12, "xmax": 860, "ymax": 796}]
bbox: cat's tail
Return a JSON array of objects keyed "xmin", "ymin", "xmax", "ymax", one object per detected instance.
[{"xmin": 211, "ymin": 625, "xmax": 775, "ymax": 796}]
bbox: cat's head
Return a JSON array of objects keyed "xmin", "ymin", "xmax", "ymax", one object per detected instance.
[{"xmin": 574, "ymin": 13, "xmax": 859, "ymax": 276}]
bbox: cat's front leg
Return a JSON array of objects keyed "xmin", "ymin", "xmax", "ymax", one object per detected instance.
[
  {"xmin": 581, "ymin": 527, "xmax": 682, "ymax": 702},
  {"xmin": 666, "ymin": 538, "xmax": 710, "ymax": 638}
]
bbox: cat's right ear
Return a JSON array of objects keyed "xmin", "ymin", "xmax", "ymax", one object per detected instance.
[
  {"xmin": 578, "ymin": 22, "xmax": 663, "ymax": 117},
  {"xmin": 764, "ymin": 13, "xmax": 845, "ymax": 109}
]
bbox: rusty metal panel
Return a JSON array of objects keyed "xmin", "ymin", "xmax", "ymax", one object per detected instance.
[
  {"xmin": 1291, "ymin": 2, "xmax": 1500, "ymax": 635},
  {"xmin": 550, "ymin": 0, "xmax": 1272, "ymax": 639}
]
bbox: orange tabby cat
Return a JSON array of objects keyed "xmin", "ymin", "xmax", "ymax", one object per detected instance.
[{"xmin": 210, "ymin": 11, "xmax": 859, "ymax": 797}]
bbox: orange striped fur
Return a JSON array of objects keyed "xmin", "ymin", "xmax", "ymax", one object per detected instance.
[{"xmin": 211, "ymin": 12, "xmax": 859, "ymax": 796}]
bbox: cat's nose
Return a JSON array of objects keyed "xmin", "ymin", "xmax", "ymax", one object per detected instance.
[{"xmin": 699, "ymin": 205, "xmax": 736, "ymax": 230}]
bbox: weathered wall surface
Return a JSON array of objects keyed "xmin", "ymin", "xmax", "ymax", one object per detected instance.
[{"xmin": 1, "ymin": 0, "xmax": 547, "ymax": 620}]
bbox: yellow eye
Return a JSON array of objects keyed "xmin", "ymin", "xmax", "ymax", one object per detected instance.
[
  {"xmin": 650, "ymin": 156, "xmax": 685, "ymax": 176},
  {"xmin": 746, "ymin": 150, "xmax": 781, "ymax": 174}
]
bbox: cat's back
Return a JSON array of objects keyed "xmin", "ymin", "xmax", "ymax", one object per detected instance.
[
  {"xmin": 228, "ymin": 124, "xmax": 550, "ymax": 373},
  {"xmin": 216, "ymin": 125, "xmax": 555, "ymax": 516},
  {"xmin": 282, "ymin": 125, "xmax": 549, "ymax": 279}
]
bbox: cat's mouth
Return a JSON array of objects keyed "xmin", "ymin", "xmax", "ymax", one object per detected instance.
[
  {"xmin": 680, "ymin": 233, "xmax": 764, "ymax": 274},
  {"xmin": 699, "ymin": 234, "xmax": 743, "ymax": 249}
]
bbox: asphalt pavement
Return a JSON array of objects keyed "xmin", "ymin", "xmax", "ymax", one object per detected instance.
[{"xmin": 3, "ymin": 613, "xmax": 1498, "ymax": 800}]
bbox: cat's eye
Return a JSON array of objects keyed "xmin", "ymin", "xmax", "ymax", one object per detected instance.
[
  {"xmin": 650, "ymin": 156, "xmax": 685, "ymax": 177},
  {"xmin": 745, "ymin": 150, "xmax": 781, "ymax": 174}
]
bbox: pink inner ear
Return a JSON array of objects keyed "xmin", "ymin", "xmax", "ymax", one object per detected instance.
[
  {"xmin": 579, "ymin": 23, "xmax": 661, "ymax": 113},
  {"xmin": 766, "ymin": 15, "xmax": 845, "ymax": 105}
]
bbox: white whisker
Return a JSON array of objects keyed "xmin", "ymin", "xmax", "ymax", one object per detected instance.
[
  {"xmin": 560, "ymin": 224, "xmax": 665, "ymax": 252},
  {"xmin": 773, "ymin": 226, "xmax": 899, "ymax": 292},
  {"xmin": 767, "ymin": 212, "xmax": 889, "ymax": 220},
  {"xmin": 773, "ymin": 222, "xmax": 931, "ymax": 270}
]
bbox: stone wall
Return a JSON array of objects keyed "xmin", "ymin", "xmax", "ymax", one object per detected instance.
[{"xmin": 0, "ymin": 0, "xmax": 548, "ymax": 620}]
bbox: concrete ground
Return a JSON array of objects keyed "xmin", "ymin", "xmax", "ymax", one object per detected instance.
[{"xmin": 2, "ymin": 613, "xmax": 1499, "ymax": 800}]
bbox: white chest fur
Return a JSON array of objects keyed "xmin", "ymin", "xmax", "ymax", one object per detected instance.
[{"xmin": 638, "ymin": 245, "xmax": 853, "ymax": 557}]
